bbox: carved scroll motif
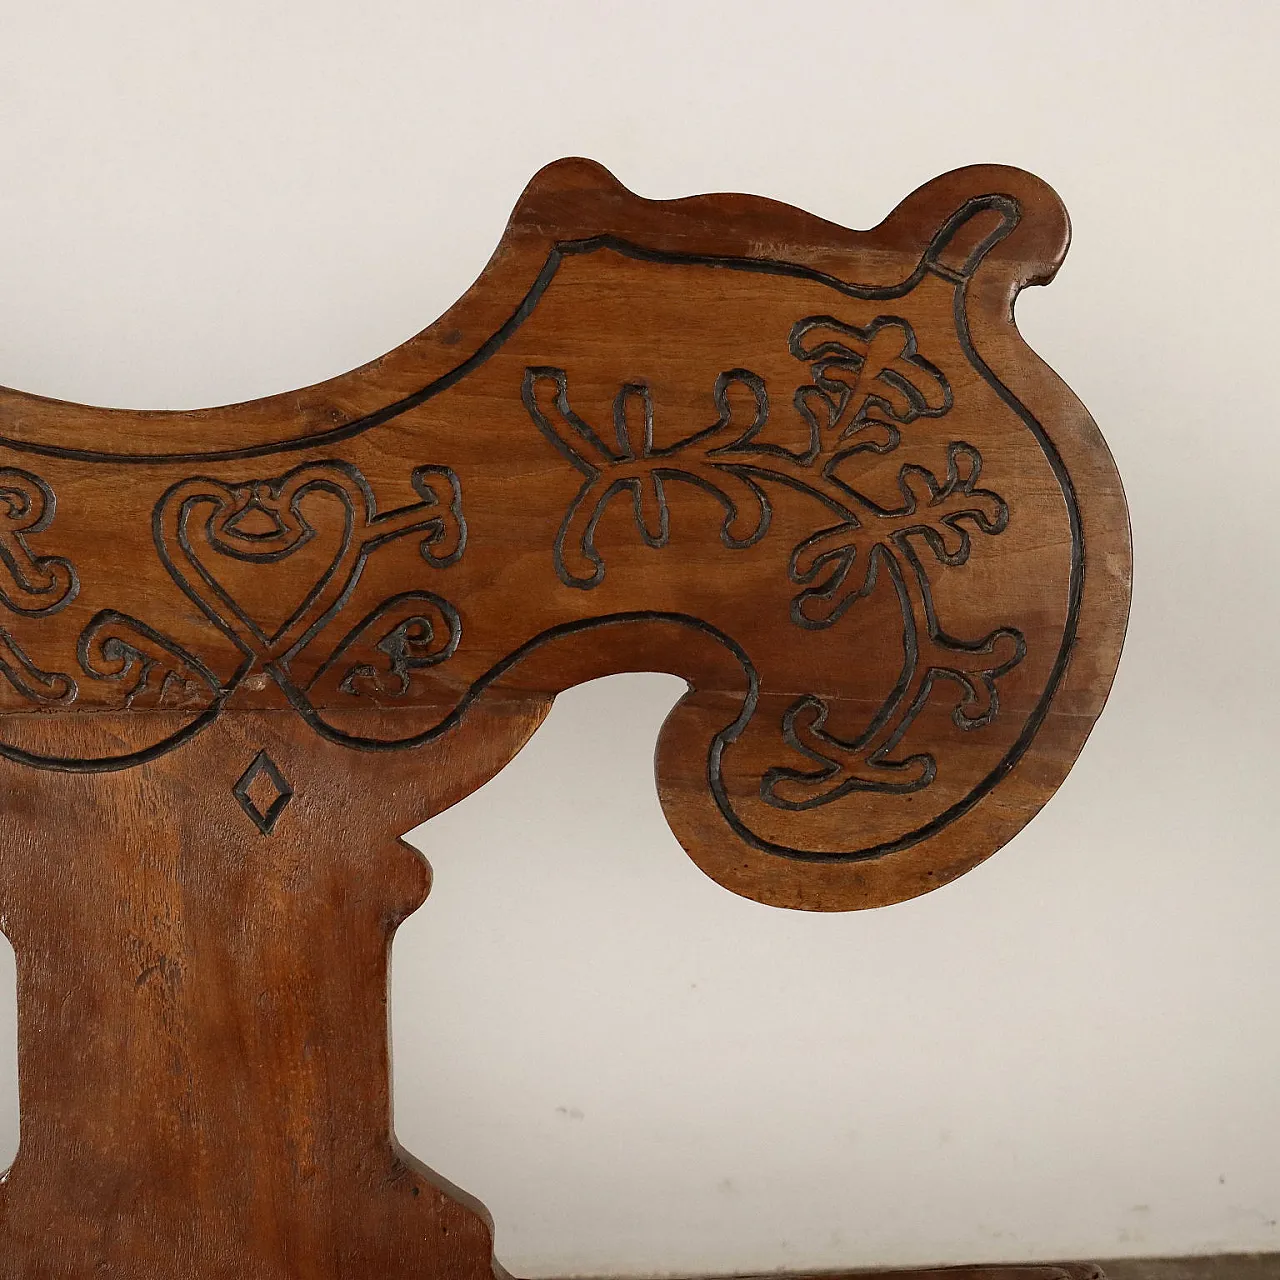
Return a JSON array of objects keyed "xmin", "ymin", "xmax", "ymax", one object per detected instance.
[
  {"xmin": 0, "ymin": 460, "xmax": 468, "ymax": 769},
  {"xmin": 0, "ymin": 467, "xmax": 78, "ymax": 616}
]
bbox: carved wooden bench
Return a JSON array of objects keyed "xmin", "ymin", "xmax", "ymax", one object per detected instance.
[{"xmin": 0, "ymin": 160, "xmax": 1130, "ymax": 1278}]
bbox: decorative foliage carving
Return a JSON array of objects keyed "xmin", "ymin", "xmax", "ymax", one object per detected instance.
[
  {"xmin": 526, "ymin": 315, "xmax": 1025, "ymax": 802},
  {"xmin": 523, "ymin": 314, "xmax": 954, "ymax": 592},
  {"xmin": 523, "ymin": 366, "xmax": 775, "ymax": 588},
  {"xmin": 0, "ymin": 328, "xmax": 1023, "ymax": 827},
  {"xmin": 0, "ymin": 200, "xmax": 1094, "ymax": 873},
  {"xmin": 145, "ymin": 461, "xmax": 468, "ymax": 725},
  {"xmin": 787, "ymin": 314, "xmax": 951, "ymax": 463},
  {"xmin": 0, "ymin": 468, "xmax": 81, "ymax": 708}
]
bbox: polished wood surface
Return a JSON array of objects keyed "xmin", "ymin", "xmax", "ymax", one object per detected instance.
[{"xmin": 0, "ymin": 161, "xmax": 1130, "ymax": 1277}]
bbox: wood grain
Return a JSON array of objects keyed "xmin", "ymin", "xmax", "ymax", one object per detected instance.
[{"xmin": 0, "ymin": 160, "xmax": 1130, "ymax": 1277}]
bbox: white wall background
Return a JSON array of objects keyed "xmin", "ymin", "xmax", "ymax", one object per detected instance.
[{"xmin": 1, "ymin": 1, "xmax": 1278, "ymax": 1274}]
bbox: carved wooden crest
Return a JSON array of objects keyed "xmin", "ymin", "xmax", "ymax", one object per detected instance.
[{"xmin": 0, "ymin": 162, "xmax": 1130, "ymax": 1278}]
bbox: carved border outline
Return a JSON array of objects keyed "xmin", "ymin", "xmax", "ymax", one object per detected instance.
[
  {"xmin": 0, "ymin": 198, "xmax": 1022, "ymax": 465},
  {"xmin": 0, "ymin": 195, "xmax": 1087, "ymax": 865}
]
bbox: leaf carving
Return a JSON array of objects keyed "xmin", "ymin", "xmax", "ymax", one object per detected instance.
[
  {"xmin": 790, "ymin": 441, "xmax": 1008, "ymax": 628},
  {"xmin": 526, "ymin": 317, "xmax": 1024, "ymax": 808},
  {"xmin": 522, "ymin": 367, "xmax": 773, "ymax": 588}
]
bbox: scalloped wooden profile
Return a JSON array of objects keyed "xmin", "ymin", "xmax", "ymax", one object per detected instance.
[{"xmin": 0, "ymin": 161, "xmax": 1130, "ymax": 1278}]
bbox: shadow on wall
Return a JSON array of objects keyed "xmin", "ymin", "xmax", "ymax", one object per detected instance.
[{"xmin": 0, "ymin": 929, "xmax": 15, "ymax": 1173}]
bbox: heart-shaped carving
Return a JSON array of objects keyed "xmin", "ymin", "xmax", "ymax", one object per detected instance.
[
  {"xmin": 183, "ymin": 479, "xmax": 355, "ymax": 645},
  {"xmin": 154, "ymin": 461, "xmax": 463, "ymax": 668}
]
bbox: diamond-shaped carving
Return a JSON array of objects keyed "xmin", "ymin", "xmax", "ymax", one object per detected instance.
[{"xmin": 232, "ymin": 750, "xmax": 293, "ymax": 835}]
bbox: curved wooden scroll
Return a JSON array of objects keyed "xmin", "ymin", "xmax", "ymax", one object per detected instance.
[{"xmin": 0, "ymin": 162, "xmax": 1129, "ymax": 1277}]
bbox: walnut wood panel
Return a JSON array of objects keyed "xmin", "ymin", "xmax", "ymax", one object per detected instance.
[{"xmin": 0, "ymin": 161, "xmax": 1130, "ymax": 1278}]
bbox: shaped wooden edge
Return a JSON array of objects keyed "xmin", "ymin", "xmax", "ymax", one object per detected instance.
[
  {"xmin": 0, "ymin": 159, "xmax": 1132, "ymax": 914},
  {"xmin": 0, "ymin": 159, "xmax": 1073, "ymax": 453}
]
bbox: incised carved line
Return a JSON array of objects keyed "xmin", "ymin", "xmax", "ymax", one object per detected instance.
[
  {"xmin": 524, "ymin": 313, "xmax": 1025, "ymax": 802},
  {"xmin": 0, "ymin": 193, "xmax": 1087, "ymax": 866}
]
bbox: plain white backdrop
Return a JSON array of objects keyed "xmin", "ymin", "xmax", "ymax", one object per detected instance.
[{"xmin": 1, "ymin": 2, "xmax": 1278, "ymax": 1274}]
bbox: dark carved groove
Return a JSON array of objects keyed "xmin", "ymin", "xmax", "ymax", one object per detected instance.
[
  {"xmin": 0, "ymin": 625, "xmax": 76, "ymax": 705},
  {"xmin": 0, "ymin": 196, "xmax": 1021, "ymax": 466},
  {"xmin": 232, "ymin": 749, "xmax": 294, "ymax": 835},
  {"xmin": 0, "ymin": 192, "xmax": 1088, "ymax": 870},
  {"xmin": 308, "ymin": 591, "xmax": 462, "ymax": 699},
  {"xmin": 525, "ymin": 312, "xmax": 1022, "ymax": 804},
  {"xmin": 0, "ymin": 467, "xmax": 79, "ymax": 616},
  {"xmin": 0, "ymin": 462, "xmax": 466, "ymax": 771},
  {"xmin": 153, "ymin": 460, "xmax": 464, "ymax": 666},
  {"xmin": 77, "ymin": 610, "xmax": 224, "ymax": 710}
]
